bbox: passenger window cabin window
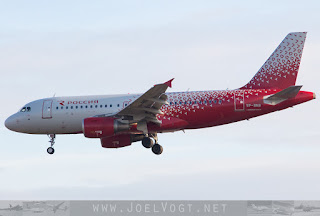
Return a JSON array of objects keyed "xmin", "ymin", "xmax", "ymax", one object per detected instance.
[
  {"xmin": 194, "ymin": 101, "xmax": 197, "ymax": 104},
  {"xmin": 71, "ymin": 106, "xmax": 73, "ymax": 109},
  {"xmin": 175, "ymin": 102, "xmax": 177, "ymax": 105},
  {"xmin": 105, "ymin": 105, "xmax": 107, "ymax": 108},
  {"xmin": 80, "ymin": 106, "xmax": 83, "ymax": 109},
  {"xmin": 189, "ymin": 101, "xmax": 192, "ymax": 105},
  {"xmin": 125, "ymin": 104, "xmax": 127, "ymax": 107},
  {"xmin": 219, "ymin": 100, "xmax": 222, "ymax": 104},
  {"xmin": 214, "ymin": 100, "xmax": 217, "ymax": 104},
  {"xmin": 110, "ymin": 104, "xmax": 112, "ymax": 107},
  {"xmin": 61, "ymin": 106, "xmax": 63, "ymax": 109},
  {"xmin": 179, "ymin": 101, "xmax": 182, "ymax": 105},
  {"xmin": 85, "ymin": 105, "xmax": 88, "ymax": 108},
  {"xmin": 209, "ymin": 100, "xmax": 212, "ymax": 104},
  {"xmin": 100, "ymin": 105, "xmax": 103, "ymax": 108},
  {"xmin": 56, "ymin": 107, "xmax": 59, "ymax": 110},
  {"xmin": 76, "ymin": 106, "xmax": 78, "ymax": 109},
  {"xmin": 20, "ymin": 107, "xmax": 26, "ymax": 112},
  {"xmin": 199, "ymin": 101, "xmax": 202, "ymax": 104},
  {"xmin": 117, "ymin": 104, "xmax": 120, "ymax": 107},
  {"xmin": 95, "ymin": 105, "xmax": 98, "ymax": 108},
  {"xmin": 90, "ymin": 105, "xmax": 93, "ymax": 108},
  {"xmin": 66, "ymin": 106, "xmax": 68, "ymax": 109}
]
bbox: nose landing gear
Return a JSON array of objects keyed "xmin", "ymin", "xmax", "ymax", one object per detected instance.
[{"xmin": 47, "ymin": 134, "xmax": 56, "ymax": 154}]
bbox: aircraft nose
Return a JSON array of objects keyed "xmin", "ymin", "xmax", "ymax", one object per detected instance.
[{"xmin": 5, "ymin": 115, "xmax": 16, "ymax": 131}]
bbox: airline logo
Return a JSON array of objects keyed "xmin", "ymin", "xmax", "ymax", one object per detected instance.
[{"xmin": 57, "ymin": 100, "xmax": 99, "ymax": 106}]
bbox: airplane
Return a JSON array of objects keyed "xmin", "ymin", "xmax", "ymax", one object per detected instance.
[
  {"xmin": 0, "ymin": 204, "xmax": 23, "ymax": 211},
  {"xmin": 4, "ymin": 32, "xmax": 315, "ymax": 155},
  {"xmin": 47, "ymin": 202, "xmax": 67, "ymax": 213},
  {"xmin": 296, "ymin": 203, "xmax": 320, "ymax": 212},
  {"xmin": 30, "ymin": 201, "xmax": 67, "ymax": 213},
  {"xmin": 250, "ymin": 204, "xmax": 269, "ymax": 212},
  {"xmin": 24, "ymin": 204, "xmax": 45, "ymax": 213},
  {"xmin": 273, "ymin": 206, "xmax": 293, "ymax": 215}
]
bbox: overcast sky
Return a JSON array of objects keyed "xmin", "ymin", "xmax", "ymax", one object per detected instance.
[{"xmin": 0, "ymin": 0, "xmax": 320, "ymax": 199}]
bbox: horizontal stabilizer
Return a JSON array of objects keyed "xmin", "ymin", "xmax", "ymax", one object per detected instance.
[{"xmin": 264, "ymin": 85, "xmax": 302, "ymax": 105}]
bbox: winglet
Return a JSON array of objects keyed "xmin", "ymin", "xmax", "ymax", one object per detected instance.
[{"xmin": 164, "ymin": 78, "xmax": 174, "ymax": 88}]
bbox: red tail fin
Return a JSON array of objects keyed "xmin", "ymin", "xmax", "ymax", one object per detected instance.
[{"xmin": 241, "ymin": 32, "xmax": 307, "ymax": 90}]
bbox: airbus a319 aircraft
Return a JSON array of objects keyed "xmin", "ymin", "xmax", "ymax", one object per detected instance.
[{"xmin": 5, "ymin": 32, "xmax": 315, "ymax": 155}]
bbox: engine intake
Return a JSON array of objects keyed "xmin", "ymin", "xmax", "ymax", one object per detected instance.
[{"xmin": 82, "ymin": 117, "xmax": 129, "ymax": 138}]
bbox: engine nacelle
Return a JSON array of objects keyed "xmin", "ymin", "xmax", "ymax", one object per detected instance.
[
  {"xmin": 82, "ymin": 117, "xmax": 129, "ymax": 138},
  {"xmin": 100, "ymin": 134, "xmax": 132, "ymax": 148}
]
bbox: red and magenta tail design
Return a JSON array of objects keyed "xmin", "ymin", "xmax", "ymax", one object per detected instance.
[{"xmin": 241, "ymin": 32, "xmax": 307, "ymax": 90}]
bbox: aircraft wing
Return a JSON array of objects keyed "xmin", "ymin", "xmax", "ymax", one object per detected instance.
[{"xmin": 115, "ymin": 79, "xmax": 174, "ymax": 133}]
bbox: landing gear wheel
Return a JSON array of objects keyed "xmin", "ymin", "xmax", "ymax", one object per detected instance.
[
  {"xmin": 47, "ymin": 147, "xmax": 55, "ymax": 154},
  {"xmin": 142, "ymin": 137, "xmax": 154, "ymax": 148},
  {"xmin": 152, "ymin": 144, "xmax": 163, "ymax": 155},
  {"xmin": 47, "ymin": 134, "xmax": 56, "ymax": 154}
]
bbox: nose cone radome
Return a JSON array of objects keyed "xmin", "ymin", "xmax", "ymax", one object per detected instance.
[{"xmin": 5, "ymin": 115, "xmax": 17, "ymax": 132}]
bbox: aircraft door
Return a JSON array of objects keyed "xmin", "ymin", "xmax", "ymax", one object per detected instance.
[
  {"xmin": 42, "ymin": 100, "xmax": 53, "ymax": 119},
  {"xmin": 234, "ymin": 91, "xmax": 245, "ymax": 111}
]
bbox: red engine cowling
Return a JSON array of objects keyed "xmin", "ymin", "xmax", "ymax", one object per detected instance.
[
  {"xmin": 101, "ymin": 134, "xmax": 131, "ymax": 148},
  {"xmin": 82, "ymin": 117, "xmax": 129, "ymax": 138}
]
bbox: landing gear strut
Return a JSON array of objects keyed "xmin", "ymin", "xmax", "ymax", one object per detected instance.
[
  {"xmin": 47, "ymin": 134, "xmax": 56, "ymax": 154},
  {"xmin": 142, "ymin": 133, "xmax": 163, "ymax": 155}
]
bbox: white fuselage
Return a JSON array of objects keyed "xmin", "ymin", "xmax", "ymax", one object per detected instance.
[{"xmin": 5, "ymin": 94, "xmax": 142, "ymax": 134}]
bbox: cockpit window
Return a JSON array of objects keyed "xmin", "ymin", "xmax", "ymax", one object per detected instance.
[{"xmin": 20, "ymin": 106, "xmax": 31, "ymax": 112}]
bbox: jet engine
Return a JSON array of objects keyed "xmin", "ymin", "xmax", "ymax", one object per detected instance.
[
  {"xmin": 100, "ymin": 134, "xmax": 145, "ymax": 148},
  {"xmin": 82, "ymin": 117, "xmax": 129, "ymax": 138},
  {"xmin": 100, "ymin": 134, "xmax": 131, "ymax": 148}
]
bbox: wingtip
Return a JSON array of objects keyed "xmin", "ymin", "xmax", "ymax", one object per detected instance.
[{"xmin": 164, "ymin": 78, "xmax": 174, "ymax": 88}]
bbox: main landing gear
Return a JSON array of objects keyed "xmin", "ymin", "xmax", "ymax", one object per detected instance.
[
  {"xmin": 47, "ymin": 134, "xmax": 56, "ymax": 154},
  {"xmin": 142, "ymin": 134, "xmax": 163, "ymax": 155}
]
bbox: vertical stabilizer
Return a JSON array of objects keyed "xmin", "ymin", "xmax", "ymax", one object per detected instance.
[{"xmin": 241, "ymin": 32, "xmax": 307, "ymax": 90}]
